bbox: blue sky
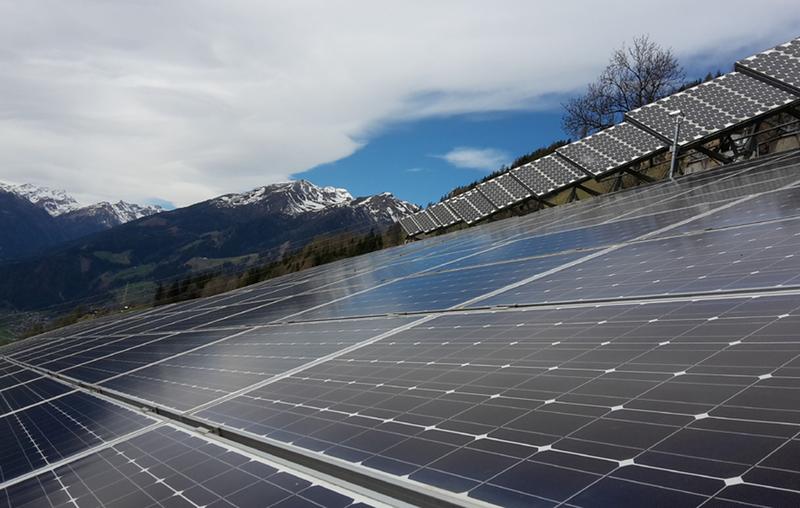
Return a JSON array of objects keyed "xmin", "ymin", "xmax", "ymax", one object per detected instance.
[
  {"xmin": 293, "ymin": 52, "xmax": 745, "ymax": 207},
  {"xmin": 294, "ymin": 110, "xmax": 565, "ymax": 206}
]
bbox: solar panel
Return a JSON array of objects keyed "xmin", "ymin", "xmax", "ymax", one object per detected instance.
[
  {"xmin": 535, "ymin": 153, "xmax": 586, "ymax": 189},
  {"xmin": 477, "ymin": 179, "xmax": 516, "ymax": 209},
  {"xmin": 464, "ymin": 188, "xmax": 496, "ymax": 217},
  {"xmin": 97, "ymin": 317, "xmax": 416, "ymax": 411},
  {"xmin": 413, "ymin": 209, "xmax": 440, "ymax": 233},
  {"xmin": 736, "ymin": 37, "xmax": 800, "ymax": 94},
  {"xmin": 0, "ymin": 377, "xmax": 73, "ymax": 415},
  {"xmin": 289, "ymin": 251, "xmax": 588, "ymax": 322},
  {"xmin": 428, "ymin": 202, "xmax": 460, "ymax": 227},
  {"xmin": 195, "ymin": 293, "xmax": 800, "ymax": 507},
  {"xmin": 0, "ymin": 424, "xmax": 374, "ymax": 507},
  {"xmin": 399, "ymin": 215, "xmax": 422, "ymax": 236},
  {"xmin": 495, "ymin": 172, "xmax": 532, "ymax": 201},
  {"xmin": 447, "ymin": 194, "xmax": 483, "ymax": 224},
  {"xmin": 56, "ymin": 330, "xmax": 238, "ymax": 383},
  {"xmin": 408, "ymin": 214, "xmax": 425, "ymax": 234},
  {"xmin": 0, "ymin": 391, "xmax": 154, "ymax": 483},
  {"xmin": 0, "ymin": 362, "xmax": 39, "ymax": 389},
  {"xmin": 483, "ymin": 216, "xmax": 800, "ymax": 307},
  {"xmin": 440, "ymin": 211, "xmax": 687, "ymax": 272},
  {"xmin": 557, "ymin": 122, "xmax": 668, "ymax": 176},
  {"xmin": 510, "ymin": 161, "xmax": 558, "ymax": 196},
  {"xmin": 626, "ymin": 72, "xmax": 798, "ymax": 146}
]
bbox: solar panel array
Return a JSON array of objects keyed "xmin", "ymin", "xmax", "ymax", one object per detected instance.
[
  {"xmin": 510, "ymin": 160, "xmax": 559, "ymax": 196},
  {"xmin": 402, "ymin": 38, "xmax": 800, "ymax": 237},
  {"xmin": 399, "ymin": 215, "xmax": 422, "ymax": 236},
  {"xmin": 464, "ymin": 188, "xmax": 496, "ymax": 217},
  {"xmin": 478, "ymin": 179, "xmax": 516, "ymax": 209},
  {"xmin": 4, "ymin": 148, "xmax": 800, "ymax": 507},
  {"xmin": 625, "ymin": 72, "xmax": 797, "ymax": 146},
  {"xmin": 557, "ymin": 122, "xmax": 668, "ymax": 176},
  {"xmin": 736, "ymin": 36, "xmax": 800, "ymax": 94},
  {"xmin": 496, "ymin": 173, "xmax": 530, "ymax": 200},
  {"xmin": 2, "ymin": 424, "xmax": 376, "ymax": 508},
  {"xmin": 429, "ymin": 202, "xmax": 459, "ymax": 228},
  {"xmin": 448, "ymin": 193, "xmax": 485, "ymax": 224},
  {"xmin": 3, "ymin": 38, "xmax": 800, "ymax": 508},
  {"xmin": 414, "ymin": 209, "xmax": 440, "ymax": 233}
]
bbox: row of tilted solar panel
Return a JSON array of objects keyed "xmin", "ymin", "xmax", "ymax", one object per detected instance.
[
  {"xmin": 401, "ymin": 37, "xmax": 800, "ymax": 237},
  {"xmin": 399, "ymin": 156, "xmax": 589, "ymax": 236}
]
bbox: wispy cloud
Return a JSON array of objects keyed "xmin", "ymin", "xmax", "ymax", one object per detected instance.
[
  {"xmin": 405, "ymin": 167, "xmax": 425, "ymax": 173},
  {"xmin": 438, "ymin": 147, "xmax": 509, "ymax": 171}
]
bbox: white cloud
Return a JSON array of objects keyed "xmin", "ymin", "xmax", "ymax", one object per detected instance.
[
  {"xmin": 0, "ymin": 1, "xmax": 798, "ymax": 205},
  {"xmin": 439, "ymin": 147, "xmax": 509, "ymax": 171}
]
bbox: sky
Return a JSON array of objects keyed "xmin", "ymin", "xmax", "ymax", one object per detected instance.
[{"xmin": 0, "ymin": 2, "xmax": 798, "ymax": 208}]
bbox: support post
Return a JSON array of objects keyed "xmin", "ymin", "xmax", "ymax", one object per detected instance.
[{"xmin": 669, "ymin": 110, "xmax": 683, "ymax": 181}]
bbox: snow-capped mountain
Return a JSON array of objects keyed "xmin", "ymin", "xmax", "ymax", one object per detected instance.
[
  {"xmin": 347, "ymin": 193, "xmax": 419, "ymax": 224},
  {"xmin": 0, "ymin": 182, "xmax": 81, "ymax": 216},
  {"xmin": 213, "ymin": 180, "xmax": 418, "ymax": 223},
  {"xmin": 0, "ymin": 181, "xmax": 162, "ymax": 224},
  {"xmin": 0, "ymin": 180, "xmax": 163, "ymax": 260},
  {"xmin": 214, "ymin": 180, "xmax": 353, "ymax": 215},
  {"xmin": 63, "ymin": 201, "xmax": 163, "ymax": 227}
]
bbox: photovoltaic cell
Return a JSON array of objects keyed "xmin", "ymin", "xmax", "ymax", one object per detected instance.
[
  {"xmin": 534, "ymin": 154, "xmax": 585, "ymax": 189},
  {"xmin": 483, "ymin": 216, "xmax": 800, "ymax": 307},
  {"xmin": 447, "ymin": 194, "xmax": 483, "ymax": 224},
  {"xmin": 464, "ymin": 189, "xmax": 496, "ymax": 217},
  {"xmin": 0, "ymin": 364, "xmax": 40, "ymax": 390},
  {"xmin": 0, "ymin": 377, "xmax": 73, "ymax": 415},
  {"xmin": 477, "ymin": 179, "xmax": 516, "ymax": 209},
  {"xmin": 58, "ymin": 330, "xmax": 237, "ymax": 384},
  {"xmin": 556, "ymin": 122, "xmax": 667, "ymax": 176},
  {"xmin": 292, "ymin": 251, "xmax": 587, "ymax": 321},
  {"xmin": 510, "ymin": 162, "xmax": 558, "ymax": 196},
  {"xmin": 439, "ymin": 210, "xmax": 682, "ymax": 272},
  {"xmin": 96, "ymin": 317, "xmax": 415, "ymax": 411},
  {"xmin": 736, "ymin": 37, "xmax": 800, "ymax": 94},
  {"xmin": 625, "ymin": 72, "xmax": 797, "ymax": 146},
  {"xmin": 0, "ymin": 391, "xmax": 153, "ymax": 483},
  {"xmin": 428, "ymin": 202, "xmax": 459, "ymax": 227},
  {"xmin": 495, "ymin": 172, "xmax": 531, "ymax": 201},
  {"xmin": 196, "ymin": 294, "xmax": 800, "ymax": 507},
  {"xmin": 0, "ymin": 425, "xmax": 372, "ymax": 508},
  {"xmin": 413, "ymin": 210, "xmax": 439, "ymax": 233},
  {"xmin": 399, "ymin": 216, "xmax": 422, "ymax": 236}
]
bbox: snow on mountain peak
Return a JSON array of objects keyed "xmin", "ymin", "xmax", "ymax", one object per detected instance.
[
  {"xmin": 0, "ymin": 181, "xmax": 81, "ymax": 216},
  {"xmin": 0, "ymin": 180, "xmax": 161, "ymax": 225},
  {"xmin": 215, "ymin": 180, "xmax": 353, "ymax": 215},
  {"xmin": 76, "ymin": 201, "xmax": 163, "ymax": 225}
]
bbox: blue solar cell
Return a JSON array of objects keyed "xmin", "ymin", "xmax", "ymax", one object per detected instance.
[
  {"xmin": 0, "ymin": 425, "xmax": 371, "ymax": 508},
  {"xmin": 0, "ymin": 391, "xmax": 153, "ymax": 483}
]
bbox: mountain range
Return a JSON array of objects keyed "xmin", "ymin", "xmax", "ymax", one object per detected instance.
[
  {"xmin": 0, "ymin": 182, "xmax": 162, "ymax": 260},
  {"xmin": 0, "ymin": 180, "xmax": 418, "ymax": 310}
]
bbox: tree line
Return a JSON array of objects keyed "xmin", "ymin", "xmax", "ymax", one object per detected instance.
[{"xmin": 152, "ymin": 228, "xmax": 393, "ymax": 306}]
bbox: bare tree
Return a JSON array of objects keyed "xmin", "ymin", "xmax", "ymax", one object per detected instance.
[{"xmin": 562, "ymin": 35, "xmax": 685, "ymax": 138}]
